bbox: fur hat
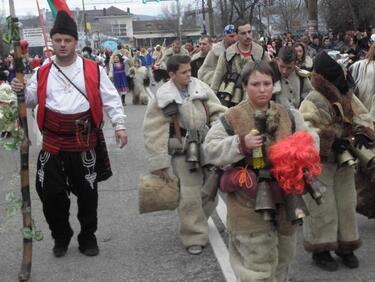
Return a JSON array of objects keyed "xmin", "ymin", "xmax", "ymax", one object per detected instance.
[
  {"xmin": 313, "ymin": 51, "xmax": 350, "ymax": 94},
  {"xmin": 50, "ymin": 11, "xmax": 78, "ymax": 40}
]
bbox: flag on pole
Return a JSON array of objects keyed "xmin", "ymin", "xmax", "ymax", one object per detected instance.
[{"xmin": 47, "ymin": 0, "xmax": 73, "ymax": 18}]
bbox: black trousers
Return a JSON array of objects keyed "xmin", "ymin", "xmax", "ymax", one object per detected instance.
[{"xmin": 36, "ymin": 149, "xmax": 98, "ymax": 248}]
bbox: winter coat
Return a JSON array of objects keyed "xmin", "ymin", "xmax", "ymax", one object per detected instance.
[
  {"xmin": 198, "ymin": 41, "xmax": 225, "ymax": 86},
  {"xmin": 157, "ymin": 47, "xmax": 189, "ymax": 70},
  {"xmin": 299, "ymin": 72, "xmax": 373, "ymax": 161},
  {"xmin": 273, "ymin": 70, "xmax": 313, "ymax": 109},
  {"xmin": 143, "ymin": 77, "xmax": 227, "ymax": 172},
  {"xmin": 190, "ymin": 51, "xmax": 206, "ymax": 78},
  {"xmin": 211, "ymin": 41, "xmax": 269, "ymax": 93}
]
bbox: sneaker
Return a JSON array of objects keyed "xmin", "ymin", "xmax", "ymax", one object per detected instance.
[
  {"xmin": 312, "ymin": 251, "xmax": 339, "ymax": 271},
  {"xmin": 335, "ymin": 251, "xmax": 359, "ymax": 268},
  {"xmin": 186, "ymin": 245, "xmax": 203, "ymax": 255},
  {"xmin": 79, "ymin": 245, "xmax": 100, "ymax": 256}
]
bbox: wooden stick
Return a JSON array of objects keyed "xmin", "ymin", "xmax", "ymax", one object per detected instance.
[{"xmin": 6, "ymin": 15, "xmax": 33, "ymax": 282}]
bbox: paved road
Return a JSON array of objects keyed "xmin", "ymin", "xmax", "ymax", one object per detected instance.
[{"xmin": 0, "ymin": 93, "xmax": 375, "ymax": 282}]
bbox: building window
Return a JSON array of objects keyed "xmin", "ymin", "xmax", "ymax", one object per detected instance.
[{"xmin": 111, "ymin": 24, "xmax": 127, "ymax": 37}]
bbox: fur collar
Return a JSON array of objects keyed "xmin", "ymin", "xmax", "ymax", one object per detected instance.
[
  {"xmin": 155, "ymin": 77, "xmax": 209, "ymax": 108},
  {"xmin": 310, "ymin": 72, "xmax": 353, "ymax": 121}
]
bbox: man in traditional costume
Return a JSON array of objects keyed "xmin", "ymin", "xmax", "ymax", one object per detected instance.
[
  {"xmin": 211, "ymin": 20, "xmax": 270, "ymax": 107},
  {"xmin": 143, "ymin": 55, "xmax": 226, "ymax": 255},
  {"xmin": 299, "ymin": 51, "xmax": 374, "ymax": 271},
  {"xmin": 11, "ymin": 11, "xmax": 128, "ymax": 258}
]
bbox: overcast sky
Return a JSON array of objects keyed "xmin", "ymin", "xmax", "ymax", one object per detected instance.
[{"xmin": 2, "ymin": 0, "xmax": 196, "ymax": 16}]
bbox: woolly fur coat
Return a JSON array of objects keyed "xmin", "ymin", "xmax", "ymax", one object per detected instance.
[
  {"xmin": 210, "ymin": 41, "xmax": 269, "ymax": 93},
  {"xmin": 197, "ymin": 41, "xmax": 226, "ymax": 86},
  {"xmin": 299, "ymin": 72, "xmax": 373, "ymax": 160},
  {"xmin": 143, "ymin": 77, "xmax": 227, "ymax": 172}
]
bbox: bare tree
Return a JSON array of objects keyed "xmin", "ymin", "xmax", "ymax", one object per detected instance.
[
  {"xmin": 213, "ymin": 0, "xmax": 260, "ymax": 27},
  {"xmin": 160, "ymin": 2, "xmax": 180, "ymax": 37},
  {"xmin": 269, "ymin": 0, "xmax": 305, "ymax": 33},
  {"xmin": 319, "ymin": 0, "xmax": 375, "ymax": 32}
]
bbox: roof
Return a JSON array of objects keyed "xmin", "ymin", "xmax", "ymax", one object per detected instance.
[
  {"xmin": 133, "ymin": 20, "xmax": 200, "ymax": 33},
  {"xmin": 84, "ymin": 6, "xmax": 133, "ymax": 22}
]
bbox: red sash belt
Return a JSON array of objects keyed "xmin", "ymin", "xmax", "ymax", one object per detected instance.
[{"xmin": 42, "ymin": 109, "xmax": 97, "ymax": 154}]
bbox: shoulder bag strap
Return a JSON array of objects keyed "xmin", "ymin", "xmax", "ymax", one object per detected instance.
[{"xmin": 53, "ymin": 61, "xmax": 88, "ymax": 101}]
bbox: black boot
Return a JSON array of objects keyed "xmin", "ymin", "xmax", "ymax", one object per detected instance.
[
  {"xmin": 78, "ymin": 234, "xmax": 99, "ymax": 257},
  {"xmin": 53, "ymin": 237, "xmax": 72, "ymax": 258},
  {"xmin": 335, "ymin": 251, "xmax": 359, "ymax": 268},
  {"xmin": 312, "ymin": 251, "xmax": 339, "ymax": 271},
  {"xmin": 52, "ymin": 229, "xmax": 73, "ymax": 258}
]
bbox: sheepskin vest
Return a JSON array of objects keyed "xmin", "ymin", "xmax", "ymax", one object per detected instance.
[{"xmin": 223, "ymin": 100, "xmax": 295, "ymax": 234}]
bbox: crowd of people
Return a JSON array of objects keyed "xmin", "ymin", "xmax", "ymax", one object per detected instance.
[{"xmin": 3, "ymin": 9, "xmax": 375, "ymax": 282}]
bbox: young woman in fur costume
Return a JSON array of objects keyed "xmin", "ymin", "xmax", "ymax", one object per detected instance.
[
  {"xmin": 203, "ymin": 61, "xmax": 319, "ymax": 281},
  {"xmin": 299, "ymin": 51, "xmax": 375, "ymax": 271}
]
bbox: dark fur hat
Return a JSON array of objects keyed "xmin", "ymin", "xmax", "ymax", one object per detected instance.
[
  {"xmin": 50, "ymin": 11, "xmax": 78, "ymax": 40},
  {"xmin": 313, "ymin": 51, "xmax": 350, "ymax": 95}
]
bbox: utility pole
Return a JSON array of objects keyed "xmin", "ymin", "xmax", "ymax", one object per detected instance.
[
  {"xmin": 201, "ymin": 0, "xmax": 206, "ymax": 35},
  {"xmin": 82, "ymin": 0, "xmax": 89, "ymax": 46},
  {"xmin": 176, "ymin": 0, "xmax": 182, "ymax": 42},
  {"xmin": 207, "ymin": 0, "xmax": 214, "ymax": 36},
  {"xmin": 306, "ymin": 0, "xmax": 318, "ymax": 35},
  {"xmin": 8, "ymin": 0, "xmax": 15, "ymax": 16}
]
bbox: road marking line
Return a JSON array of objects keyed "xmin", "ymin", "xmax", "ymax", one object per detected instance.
[
  {"xmin": 217, "ymin": 195, "xmax": 227, "ymax": 228},
  {"xmin": 208, "ymin": 217, "xmax": 236, "ymax": 282}
]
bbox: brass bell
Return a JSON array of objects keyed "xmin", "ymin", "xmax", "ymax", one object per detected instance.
[
  {"xmin": 285, "ymin": 193, "xmax": 309, "ymax": 225},
  {"xmin": 231, "ymin": 88, "xmax": 243, "ymax": 104},
  {"xmin": 255, "ymin": 181, "xmax": 276, "ymax": 221},
  {"xmin": 305, "ymin": 177, "xmax": 325, "ymax": 205},
  {"xmin": 202, "ymin": 167, "xmax": 220, "ymax": 201},
  {"xmin": 223, "ymin": 81, "xmax": 235, "ymax": 96},
  {"xmin": 350, "ymin": 145, "xmax": 375, "ymax": 169},
  {"xmin": 186, "ymin": 129, "xmax": 200, "ymax": 172},
  {"xmin": 336, "ymin": 150, "xmax": 358, "ymax": 168},
  {"xmin": 186, "ymin": 142, "xmax": 199, "ymax": 171},
  {"xmin": 218, "ymin": 81, "xmax": 226, "ymax": 93}
]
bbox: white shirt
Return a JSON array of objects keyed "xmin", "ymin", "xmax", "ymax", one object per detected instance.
[{"xmin": 26, "ymin": 56, "xmax": 126, "ymax": 126}]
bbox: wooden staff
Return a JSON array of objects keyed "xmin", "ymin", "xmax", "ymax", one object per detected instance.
[{"xmin": 4, "ymin": 15, "xmax": 32, "ymax": 281}]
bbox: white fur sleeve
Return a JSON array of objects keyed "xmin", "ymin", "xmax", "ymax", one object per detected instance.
[
  {"xmin": 290, "ymin": 108, "xmax": 320, "ymax": 149},
  {"xmin": 201, "ymin": 119, "xmax": 244, "ymax": 167},
  {"xmin": 143, "ymin": 98, "xmax": 171, "ymax": 172}
]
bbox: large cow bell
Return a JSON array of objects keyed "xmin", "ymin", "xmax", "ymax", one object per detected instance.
[
  {"xmin": 255, "ymin": 181, "xmax": 276, "ymax": 221},
  {"xmin": 285, "ymin": 193, "xmax": 309, "ymax": 225}
]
